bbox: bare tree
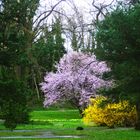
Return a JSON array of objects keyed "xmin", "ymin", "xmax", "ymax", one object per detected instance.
[
  {"xmin": 33, "ymin": 0, "xmax": 66, "ymax": 40},
  {"xmin": 61, "ymin": 0, "xmax": 94, "ymax": 52},
  {"xmin": 91, "ymin": 0, "xmax": 115, "ymax": 24}
]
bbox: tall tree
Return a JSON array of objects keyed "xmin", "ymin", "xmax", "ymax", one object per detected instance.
[
  {"xmin": 0, "ymin": 0, "xmax": 39, "ymax": 129},
  {"xmin": 0, "ymin": 0, "xmax": 39, "ymax": 79},
  {"xmin": 95, "ymin": 4, "xmax": 140, "ymax": 129},
  {"xmin": 32, "ymin": 16, "xmax": 66, "ymax": 73},
  {"xmin": 31, "ymin": 16, "xmax": 66, "ymax": 99}
]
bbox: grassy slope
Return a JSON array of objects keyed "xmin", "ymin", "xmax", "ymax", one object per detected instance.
[{"xmin": 0, "ymin": 109, "xmax": 140, "ymax": 140}]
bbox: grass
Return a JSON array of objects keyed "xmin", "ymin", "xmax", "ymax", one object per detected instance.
[
  {"xmin": 16, "ymin": 109, "xmax": 83, "ymax": 130},
  {"xmin": 53, "ymin": 127, "xmax": 140, "ymax": 140},
  {"xmin": 0, "ymin": 109, "xmax": 140, "ymax": 140},
  {"xmin": 0, "ymin": 131, "xmax": 43, "ymax": 136},
  {"xmin": 30, "ymin": 109, "xmax": 81, "ymax": 120}
]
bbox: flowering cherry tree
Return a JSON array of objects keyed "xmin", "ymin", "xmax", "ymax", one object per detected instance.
[{"xmin": 40, "ymin": 51, "xmax": 111, "ymax": 112}]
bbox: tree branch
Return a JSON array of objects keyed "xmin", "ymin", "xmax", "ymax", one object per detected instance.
[
  {"xmin": 33, "ymin": 0, "xmax": 65, "ymax": 32},
  {"xmin": 92, "ymin": 0, "xmax": 115, "ymax": 22}
]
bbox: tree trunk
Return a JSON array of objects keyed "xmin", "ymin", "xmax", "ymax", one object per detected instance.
[
  {"xmin": 33, "ymin": 74, "xmax": 40, "ymax": 100},
  {"xmin": 135, "ymin": 102, "xmax": 140, "ymax": 130},
  {"xmin": 77, "ymin": 107, "xmax": 83, "ymax": 117},
  {"xmin": 70, "ymin": 98, "xmax": 83, "ymax": 117}
]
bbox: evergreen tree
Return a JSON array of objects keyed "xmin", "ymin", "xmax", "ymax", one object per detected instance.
[
  {"xmin": 95, "ymin": 4, "xmax": 140, "ymax": 129},
  {"xmin": 32, "ymin": 16, "xmax": 66, "ymax": 74},
  {"xmin": 0, "ymin": 0, "xmax": 39, "ymax": 129}
]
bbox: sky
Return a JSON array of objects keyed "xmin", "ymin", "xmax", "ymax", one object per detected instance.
[
  {"xmin": 39, "ymin": 0, "xmax": 114, "ymax": 10},
  {"xmin": 38, "ymin": 0, "xmax": 116, "ymax": 27},
  {"xmin": 39, "ymin": 0, "xmax": 93, "ymax": 20},
  {"xmin": 37, "ymin": 0, "xmax": 115, "ymax": 51}
]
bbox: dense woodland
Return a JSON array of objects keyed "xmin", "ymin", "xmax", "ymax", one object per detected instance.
[{"xmin": 0, "ymin": 0, "xmax": 140, "ymax": 130}]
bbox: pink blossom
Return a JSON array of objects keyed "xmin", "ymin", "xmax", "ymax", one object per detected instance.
[{"xmin": 40, "ymin": 51, "xmax": 112, "ymax": 108}]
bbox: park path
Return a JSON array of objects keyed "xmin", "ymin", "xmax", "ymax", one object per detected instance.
[{"xmin": 0, "ymin": 130, "xmax": 80, "ymax": 139}]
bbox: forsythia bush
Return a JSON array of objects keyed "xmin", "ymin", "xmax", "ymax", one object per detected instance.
[{"xmin": 83, "ymin": 96, "xmax": 136, "ymax": 128}]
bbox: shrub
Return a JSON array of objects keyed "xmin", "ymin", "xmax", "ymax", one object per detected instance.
[
  {"xmin": 0, "ymin": 79, "xmax": 30, "ymax": 130},
  {"xmin": 83, "ymin": 96, "xmax": 136, "ymax": 128}
]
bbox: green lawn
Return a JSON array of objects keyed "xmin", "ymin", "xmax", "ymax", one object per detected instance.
[
  {"xmin": 16, "ymin": 109, "xmax": 83, "ymax": 130},
  {"xmin": 31, "ymin": 109, "xmax": 81, "ymax": 119},
  {"xmin": 0, "ymin": 109, "xmax": 140, "ymax": 140}
]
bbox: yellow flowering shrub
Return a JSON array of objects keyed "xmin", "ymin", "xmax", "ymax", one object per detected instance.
[{"xmin": 83, "ymin": 96, "xmax": 136, "ymax": 128}]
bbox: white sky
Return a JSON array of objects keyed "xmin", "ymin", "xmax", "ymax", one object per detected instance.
[
  {"xmin": 37, "ymin": 0, "xmax": 115, "ymax": 51},
  {"xmin": 39, "ymin": 0, "xmax": 114, "ymax": 18}
]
